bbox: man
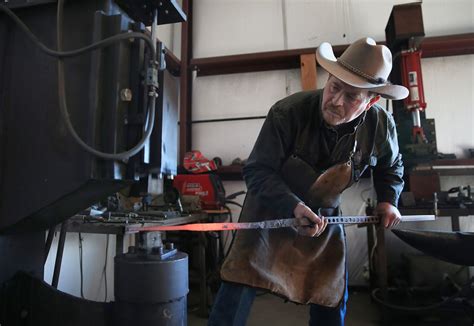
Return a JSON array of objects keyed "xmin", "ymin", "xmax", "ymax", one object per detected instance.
[{"xmin": 208, "ymin": 37, "xmax": 408, "ymax": 326}]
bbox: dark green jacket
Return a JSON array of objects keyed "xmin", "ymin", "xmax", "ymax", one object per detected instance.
[{"xmin": 243, "ymin": 89, "xmax": 404, "ymax": 217}]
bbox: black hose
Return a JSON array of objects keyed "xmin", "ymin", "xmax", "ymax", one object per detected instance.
[
  {"xmin": 0, "ymin": 5, "xmax": 155, "ymax": 59},
  {"xmin": 1, "ymin": 3, "xmax": 158, "ymax": 160},
  {"xmin": 371, "ymin": 287, "xmax": 458, "ymax": 312}
]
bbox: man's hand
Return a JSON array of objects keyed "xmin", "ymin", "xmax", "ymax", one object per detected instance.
[
  {"xmin": 376, "ymin": 202, "xmax": 401, "ymax": 228},
  {"xmin": 293, "ymin": 202, "xmax": 328, "ymax": 237}
]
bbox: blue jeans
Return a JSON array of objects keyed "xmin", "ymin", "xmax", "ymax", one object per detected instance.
[{"xmin": 208, "ymin": 280, "xmax": 349, "ymax": 326}]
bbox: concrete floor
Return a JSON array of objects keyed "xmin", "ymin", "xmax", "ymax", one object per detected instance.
[
  {"xmin": 187, "ymin": 289, "xmax": 472, "ymax": 326},
  {"xmin": 188, "ymin": 290, "xmax": 379, "ymax": 326}
]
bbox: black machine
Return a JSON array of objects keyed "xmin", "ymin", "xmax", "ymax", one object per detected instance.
[{"xmin": 0, "ymin": 0, "xmax": 187, "ymax": 325}]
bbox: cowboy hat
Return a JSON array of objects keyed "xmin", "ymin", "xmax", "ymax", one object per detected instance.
[{"xmin": 316, "ymin": 37, "xmax": 409, "ymax": 100}]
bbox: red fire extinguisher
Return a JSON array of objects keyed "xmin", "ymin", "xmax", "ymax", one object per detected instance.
[
  {"xmin": 400, "ymin": 49, "xmax": 428, "ymax": 143},
  {"xmin": 400, "ymin": 49, "xmax": 427, "ymax": 110}
]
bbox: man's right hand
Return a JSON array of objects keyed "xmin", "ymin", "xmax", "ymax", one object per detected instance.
[{"xmin": 293, "ymin": 202, "xmax": 328, "ymax": 237}]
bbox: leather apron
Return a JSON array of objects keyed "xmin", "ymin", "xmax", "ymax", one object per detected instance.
[{"xmin": 221, "ymin": 141, "xmax": 361, "ymax": 307}]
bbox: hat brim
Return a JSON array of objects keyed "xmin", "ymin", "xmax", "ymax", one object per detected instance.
[{"xmin": 316, "ymin": 42, "xmax": 409, "ymax": 100}]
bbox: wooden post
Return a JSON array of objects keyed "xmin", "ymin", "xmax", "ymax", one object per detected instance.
[{"xmin": 300, "ymin": 53, "xmax": 317, "ymax": 91}]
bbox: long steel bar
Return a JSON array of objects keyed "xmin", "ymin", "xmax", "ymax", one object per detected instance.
[{"xmin": 126, "ymin": 215, "xmax": 435, "ymax": 233}]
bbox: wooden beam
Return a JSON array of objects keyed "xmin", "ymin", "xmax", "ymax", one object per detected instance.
[
  {"xmin": 191, "ymin": 46, "xmax": 345, "ymax": 77},
  {"xmin": 190, "ymin": 34, "xmax": 474, "ymax": 77},
  {"xmin": 300, "ymin": 53, "xmax": 317, "ymax": 91},
  {"xmin": 164, "ymin": 48, "xmax": 181, "ymax": 76},
  {"xmin": 421, "ymin": 33, "xmax": 474, "ymax": 58},
  {"xmin": 179, "ymin": 0, "xmax": 192, "ymax": 163}
]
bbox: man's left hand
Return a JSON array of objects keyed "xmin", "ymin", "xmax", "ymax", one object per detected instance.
[{"xmin": 375, "ymin": 202, "xmax": 401, "ymax": 228}]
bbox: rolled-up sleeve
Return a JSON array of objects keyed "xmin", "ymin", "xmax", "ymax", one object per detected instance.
[
  {"xmin": 242, "ymin": 105, "xmax": 302, "ymax": 218},
  {"xmin": 373, "ymin": 113, "xmax": 405, "ymax": 207}
]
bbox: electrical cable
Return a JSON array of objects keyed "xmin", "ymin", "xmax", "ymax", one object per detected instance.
[
  {"xmin": 220, "ymin": 206, "xmax": 233, "ymax": 261},
  {"xmin": 369, "ymin": 229, "xmax": 378, "ymax": 276},
  {"xmin": 0, "ymin": 5, "xmax": 155, "ymax": 59},
  {"xmin": 225, "ymin": 200, "xmax": 242, "ymax": 208},
  {"xmin": 371, "ymin": 287, "xmax": 462, "ymax": 312},
  {"xmin": 78, "ymin": 232, "xmax": 85, "ymax": 299},
  {"xmin": 222, "ymin": 191, "xmax": 246, "ymax": 257},
  {"xmin": 0, "ymin": 4, "xmax": 158, "ymax": 160},
  {"xmin": 57, "ymin": 0, "xmax": 157, "ymax": 160},
  {"xmin": 222, "ymin": 205, "xmax": 237, "ymax": 259},
  {"xmin": 225, "ymin": 191, "xmax": 246, "ymax": 200},
  {"xmin": 360, "ymin": 187, "xmax": 373, "ymax": 203},
  {"xmin": 102, "ymin": 234, "xmax": 109, "ymax": 302}
]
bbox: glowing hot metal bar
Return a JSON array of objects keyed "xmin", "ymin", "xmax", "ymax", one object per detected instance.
[{"xmin": 126, "ymin": 215, "xmax": 435, "ymax": 233}]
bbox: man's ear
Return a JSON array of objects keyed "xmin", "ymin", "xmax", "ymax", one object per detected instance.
[{"xmin": 365, "ymin": 95, "xmax": 381, "ymax": 110}]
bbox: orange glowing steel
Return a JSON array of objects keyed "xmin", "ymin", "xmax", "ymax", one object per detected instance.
[{"xmin": 125, "ymin": 215, "xmax": 435, "ymax": 234}]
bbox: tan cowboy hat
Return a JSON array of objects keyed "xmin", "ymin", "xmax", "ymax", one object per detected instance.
[{"xmin": 316, "ymin": 37, "xmax": 409, "ymax": 100}]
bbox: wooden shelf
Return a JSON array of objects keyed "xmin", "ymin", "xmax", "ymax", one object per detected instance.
[
  {"xmin": 216, "ymin": 165, "xmax": 243, "ymax": 181},
  {"xmin": 412, "ymin": 158, "xmax": 474, "ymax": 176}
]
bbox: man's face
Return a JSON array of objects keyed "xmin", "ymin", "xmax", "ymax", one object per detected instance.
[{"xmin": 321, "ymin": 76, "xmax": 377, "ymax": 126}]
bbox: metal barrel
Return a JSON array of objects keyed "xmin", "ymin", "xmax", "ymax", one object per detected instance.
[{"xmin": 113, "ymin": 247, "xmax": 188, "ymax": 325}]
